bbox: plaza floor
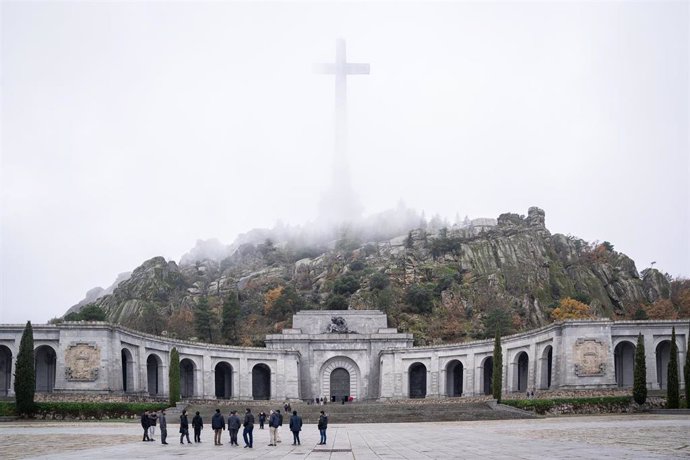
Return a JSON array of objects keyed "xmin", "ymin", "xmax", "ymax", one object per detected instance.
[{"xmin": 2, "ymin": 414, "xmax": 689, "ymax": 459}]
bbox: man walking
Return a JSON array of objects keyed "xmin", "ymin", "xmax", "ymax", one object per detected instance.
[
  {"xmin": 317, "ymin": 410, "xmax": 328, "ymax": 445},
  {"xmin": 211, "ymin": 408, "xmax": 225, "ymax": 445},
  {"xmin": 289, "ymin": 410, "xmax": 303, "ymax": 445},
  {"xmin": 192, "ymin": 411, "xmax": 204, "ymax": 443},
  {"xmin": 140, "ymin": 410, "xmax": 150, "ymax": 441},
  {"xmin": 179, "ymin": 410, "xmax": 191, "ymax": 444},
  {"xmin": 267, "ymin": 409, "xmax": 278, "ymax": 446},
  {"xmin": 276, "ymin": 409, "xmax": 283, "ymax": 443},
  {"xmin": 148, "ymin": 410, "xmax": 157, "ymax": 441},
  {"xmin": 159, "ymin": 409, "xmax": 168, "ymax": 445},
  {"xmin": 242, "ymin": 408, "xmax": 254, "ymax": 448},
  {"xmin": 227, "ymin": 410, "xmax": 241, "ymax": 446}
]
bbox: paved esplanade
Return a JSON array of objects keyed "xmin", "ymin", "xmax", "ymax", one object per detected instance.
[{"xmin": 3, "ymin": 415, "xmax": 689, "ymax": 459}]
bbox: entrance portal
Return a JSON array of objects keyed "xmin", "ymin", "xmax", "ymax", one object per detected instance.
[
  {"xmin": 656, "ymin": 340, "xmax": 671, "ymax": 389},
  {"xmin": 483, "ymin": 357, "xmax": 493, "ymax": 395},
  {"xmin": 146, "ymin": 354, "xmax": 162, "ymax": 396},
  {"xmin": 252, "ymin": 364, "xmax": 271, "ymax": 400},
  {"xmin": 330, "ymin": 368, "xmax": 350, "ymax": 401},
  {"xmin": 180, "ymin": 359, "xmax": 195, "ymax": 398},
  {"xmin": 446, "ymin": 360, "xmax": 463, "ymax": 397},
  {"xmin": 215, "ymin": 362, "xmax": 233, "ymax": 399},
  {"xmin": 409, "ymin": 363, "xmax": 427, "ymax": 398},
  {"xmin": 516, "ymin": 352, "xmax": 529, "ymax": 392},
  {"xmin": 614, "ymin": 341, "xmax": 635, "ymax": 388},
  {"xmin": 35, "ymin": 345, "xmax": 56, "ymax": 393}
]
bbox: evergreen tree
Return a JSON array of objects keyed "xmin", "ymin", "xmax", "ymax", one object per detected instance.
[
  {"xmin": 633, "ymin": 333, "xmax": 647, "ymax": 405},
  {"xmin": 492, "ymin": 329, "xmax": 503, "ymax": 402},
  {"xmin": 194, "ymin": 297, "xmax": 214, "ymax": 343},
  {"xmin": 684, "ymin": 322, "xmax": 690, "ymax": 407},
  {"xmin": 667, "ymin": 327, "xmax": 680, "ymax": 408},
  {"xmin": 404, "ymin": 231, "xmax": 414, "ymax": 249},
  {"xmin": 168, "ymin": 347, "xmax": 180, "ymax": 406},
  {"xmin": 221, "ymin": 293, "xmax": 240, "ymax": 345},
  {"xmin": 14, "ymin": 321, "xmax": 36, "ymax": 415}
]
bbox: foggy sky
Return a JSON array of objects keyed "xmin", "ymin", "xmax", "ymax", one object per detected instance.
[{"xmin": 1, "ymin": 1, "xmax": 688, "ymax": 324}]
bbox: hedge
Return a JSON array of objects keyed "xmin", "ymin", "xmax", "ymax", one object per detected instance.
[
  {"xmin": 0, "ymin": 401, "xmax": 168, "ymax": 419},
  {"xmin": 502, "ymin": 396, "xmax": 632, "ymax": 414}
]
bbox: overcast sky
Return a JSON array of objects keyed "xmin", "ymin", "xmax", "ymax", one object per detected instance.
[{"xmin": 1, "ymin": 1, "xmax": 688, "ymax": 324}]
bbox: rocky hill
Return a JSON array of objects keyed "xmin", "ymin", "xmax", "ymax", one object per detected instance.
[{"xmin": 64, "ymin": 207, "xmax": 687, "ymax": 346}]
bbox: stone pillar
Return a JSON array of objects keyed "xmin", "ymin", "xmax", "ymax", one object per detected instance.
[
  {"xmin": 429, "ymin": 353, "xmax": 439, "ymax": 398},
  {"xmin": 529, "ymin": 342, "xmax": 537, "ymax": 392},
  {"xmin": 238, "ymin": 356, "xmax": 251, "ymax": 400}
]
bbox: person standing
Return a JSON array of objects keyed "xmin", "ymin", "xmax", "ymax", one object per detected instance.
[
  {"xmin": 140, "ymin": 410, "xmax": 151, "ymax": 442},
  {"xmin": 242, "ymin": 408, "xmax": 254, "ymax": 448},
  {"xmin": 317, "ymin": 410, "xmax": 328, "ymax": 445},
  {"xmin": 211, "ymin": 408, "xmax": 225, "ymax": 445},
  {"xmin": 267, "ymin": 409, "xmax": 278, "ymax": 446},
  {"xmin": 192, "ymin": 411, "xmax": 203, "ymax": 443},
  {"xmin": 179, "ymin": 410, "xmax": 191, "ymax": 444},
  {"xmin": 276, "ymin": 409, "xmax": 283, "ymax": 443},
  {"xmin": 289, "ymin": 410, "xmax": 302, "ymax": 445},
  {"xmin": 159, "ymin": 409, "xmax": 168, "ymax": 445},
  {"xmin": 227, "ymin": 410, "xmax": 241, "ymax": 446},
  {"xmin": 148, "ymin": 410, "xmax": 157, "ymax": 441},
  {"xmin": 258, "ymin": 411, "xmax": 266, "ymax": 429}
]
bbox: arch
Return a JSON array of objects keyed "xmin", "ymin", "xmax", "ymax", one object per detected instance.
[
  {"xmin": 330, "ymin": 368, "xmax": 350, "ymax": 401},
  {"xmin": 446, "ymin": 360, "xmax": 463, "ymax": 397},
  {"xmin": 252, "ymin": 363, "xmax": 271, "ymax": 400},
  {"xmin": 656, "ymin": 340, "xmax": 672, "ymax": 389},
  {"xmin": 215, "ymin": 362, "xmax": 233, "ymax": 399},
  {"xmin": 35, "ymin": 345, "xmax": 56, "ymax": 393},
  {"xmin": 540, "ymin": 346, "xmax": 553, "ymax": 389},
  {"xmin": 408, "ymin": 362, "xmax": 427, "ymax": 399},
  {"xmin": 146, "ymin": 354, "xmax": 163, "ymax": 396},
  {"xmin": 180, "ymin": 358, "xmax": 196, "ymax": 398},
  {"xmin": 482, "ymin": 356, "xmax": 494, "ymax": 395},
  {"xmin": 614, "ymin": 341, "xmax": 636, "ymax": 388},
  {"xmin": 515, "ymin": 351, "xmax": 529, "ymax": 392},
  {"xmin": 121, "ymin": 348, "xmax": 134, "ymax": 393},
  {"xmin": 320, "ymin": 357, "xmax": 360, "ymax": 401},
  {"xmin": 0, "ymin": 345, "xmax": 12, "ymax": 396}
]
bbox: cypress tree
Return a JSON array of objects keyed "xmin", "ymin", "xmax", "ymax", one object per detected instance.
[
  {"xmin": 492, "ymin": 329, "xmax": 503, "ymax": 402},
  {"xmin": 684, "ymin": 322, "xmax": 689, "ymax": 407},
  {"xmin": 194, "ymin": 297, "xmax": 214, "ymax": 343},
  {"xmin": 633, "ymin": 333, "xmax": 647, "ymax": 405},
  {"xmin": 168, "ymin": 347, "xmax": 180, "ymax": 406},
  {"xmin": 667, "ymin": 327, "xmax": 680, "ymax": 408},
  {"xmin": 221, "ymin": 293, "xmax": 240, "ymax": 345},
  {"xmin": 14, "ymin": 321, "xmax": 36, "ymax": 415}
]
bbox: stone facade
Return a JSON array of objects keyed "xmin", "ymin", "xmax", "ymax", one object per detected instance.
[{"xmin": 0, "ymin": 312, "xmax": 686, "ymax": 401}]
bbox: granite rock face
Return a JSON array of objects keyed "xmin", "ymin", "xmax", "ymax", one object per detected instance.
[{"xmin": 67, "ymin": 207, "xmax": 673, "ymax": 343}]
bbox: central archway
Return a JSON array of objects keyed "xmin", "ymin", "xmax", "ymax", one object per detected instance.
[
  {"xmin": 614, "ymin": 341, "xmax": 635, "ymax": 388},
  {"xmin": 320, "ymin": 357, "xmax": 360, "ymax": 402},
  {"xmin": 215, "ymin": 362, "xmax": 233, "ymax": 399},
  {"xmin": 180, "ymin": 359, "xmax": 196, "ymax": 398},
  {"xmin": 146, "ymin": 354, "xmax": 163, "ymax": 396},
  {"xmin": 35, "ymin": 345, "xmax": 56, "ymax": 393},
  {"xmin": 409, "ymin": 362, "xmax": 427, "ymax": 398},
  {"xmin": 446, "ymin": 360, "xmax": 463, "ymax": 397},
  {"xmin": 252, "ymin": 363, "xmax": 271, "ymax": 400},
  {"xmin": 0, "ymin": 345, "xmax": 11, "ymax": 396}
]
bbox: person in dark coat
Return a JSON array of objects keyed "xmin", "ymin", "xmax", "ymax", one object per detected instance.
[
  {"xmin": 227, "ymin": 410, "xmax": 241, "ymax": 446},
  {"xmin": 258, "ymin": 411, "xmax": 266, "ymax": 429},
  {"xmin": 179, "ymin": 410, "xmax": 191, "ymax": 444},
  {"xmin": 211, "ymin": 408, "xmax": 225, "ymax": 445},
  {"xmin": 242, "ymin": 408, "xmax": 254, "ymax": 448},
  {"xmin": 317, "ymin": 410, "xmax": 328, "ymax": 445},
  {"xmin": 192, "ymin": 411, "xmax": 203, "ymax": 443},
  {"xmin": 148, "ymin": 411, "xmax": 157, "ymax": 440},
  {"xmin": 268, "ymin": 409, "xmax": 278, "ymax": 446},
  {"xmin": 276, "ymin": 409, "xmax": 283, "ymax": 443},
  {"xmin": 159, "ymin": 409, "xmax": 168, "ymax": 445},
  {"xmin": 141, "ymin": 410, "xmax": 151, "ymax": 441},
  {"xmin": 289, "ymin": 410, "xmax": 303, "ymax": 445}
]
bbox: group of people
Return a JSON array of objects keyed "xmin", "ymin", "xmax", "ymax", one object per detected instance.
[{"xmin": 140, "ymin": 407, "xmax": 328, "ymax": 448}]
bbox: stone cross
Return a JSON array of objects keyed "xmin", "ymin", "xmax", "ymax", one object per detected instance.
[{"xmin": 314, "ymin": 39, "xmax": 370, "ymax": 190}]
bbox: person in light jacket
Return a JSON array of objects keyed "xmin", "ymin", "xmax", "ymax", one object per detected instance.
[
  {"xmin": 289, "ymin": 410, "xmax": 303, "ymax": 445},
  {"xmin": 268, "ymin": 410, "xmax": 278, "ymax": 446}
]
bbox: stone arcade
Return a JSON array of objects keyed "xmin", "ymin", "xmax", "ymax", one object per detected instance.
[{"xmin": 0, "ymin": 310, "xmax": 686, "ymax": 401}]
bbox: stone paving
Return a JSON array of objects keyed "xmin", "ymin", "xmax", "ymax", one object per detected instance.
[{"xmin": 2, "ymin": 414, "xmax": 689, "ymax": 459}]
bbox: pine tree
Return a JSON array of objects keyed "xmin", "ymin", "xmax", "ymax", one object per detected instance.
[
  {"xmin": 667, "ymin": 327, "xmax": 680, "ymax": 408},
  {"xmin": 14, "ymin": 321, "xmax": 36, "ymax": 415},
  {"xmin": 221, "ymin": 293, "xmax": 240, "ymax": 345},
  {"xmin": 194, "ymin": 297, "xmax": 214, "ymax": 343},
  {"xmin": 492, "ymin": 329, "xmax": 503, "ymax": 402},
  {"xmin": 168, "ymin": 347, "xmax": 180, "ymax": 406},
  {"xmin": 633, "ymin": 333, "xmax": 647, "ymax": 405},
  {"xmin": 683, "ymin": 324, "xmax": 690, "ymax": 409}
]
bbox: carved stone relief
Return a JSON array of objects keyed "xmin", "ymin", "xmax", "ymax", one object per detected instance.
[
  {"xmin": 573, "ymin": 338, "xmax": 607, "ymax": 377},
  {"xmin": 65, "ymin": 342, "xmax": 100, "ymax": 381}
]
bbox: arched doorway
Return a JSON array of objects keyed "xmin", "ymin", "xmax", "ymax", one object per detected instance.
[
  {"xmin": 321, "ymin": 357, "xmax": 360, "ymax": 401},
  {"xmin": 482, "ymin": 357, "xmax": 494, "ymax": 395},
  {"xmin": 409, "ymin": 363, "xmax": 427, "ymax": 398},
  {"xmin": 656, "ymin": 340, "xmax": 671, "ymax": 389},
  {"xmin": 515, "ymin": 352, "xmax": 529, "ymax": 392},
  {"xmin": 0, "ymin": 346, "xmax": 11, "ymax": 396},
  {"xmin": 446, "ymin": 360, "xmax": 463, "ymax": 397},
  {"xmin": 35, "ymin": 345, "xmax": 56, "ymax": 393},
  {"xmin": 540, "ymin": 346, "xmax": 553, "ymax": 389},
  {"xmin": 614, "ymin": 341, "xmax": 636, "ymax": 388},
  {"xmin": 121, "ymin": 349, "xmax": 134, "ymax": 393},
  {"xmin": 252, "ymin": 364, "xmax": 271, "ymax": 400},
  {"xmin": 180, "ymin": 359, "xmax": 195, "ymax": 398},
  {"xmin": 330, "ymin": 368, "xmax": 350, "ymax": 401},
  {"xmin": 215, "ymin": 362, "xmax": 233, "ymax": 399},
  {"xmin": 146, "ymin": 354, "xmax": 163, "ymax": 396}
]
